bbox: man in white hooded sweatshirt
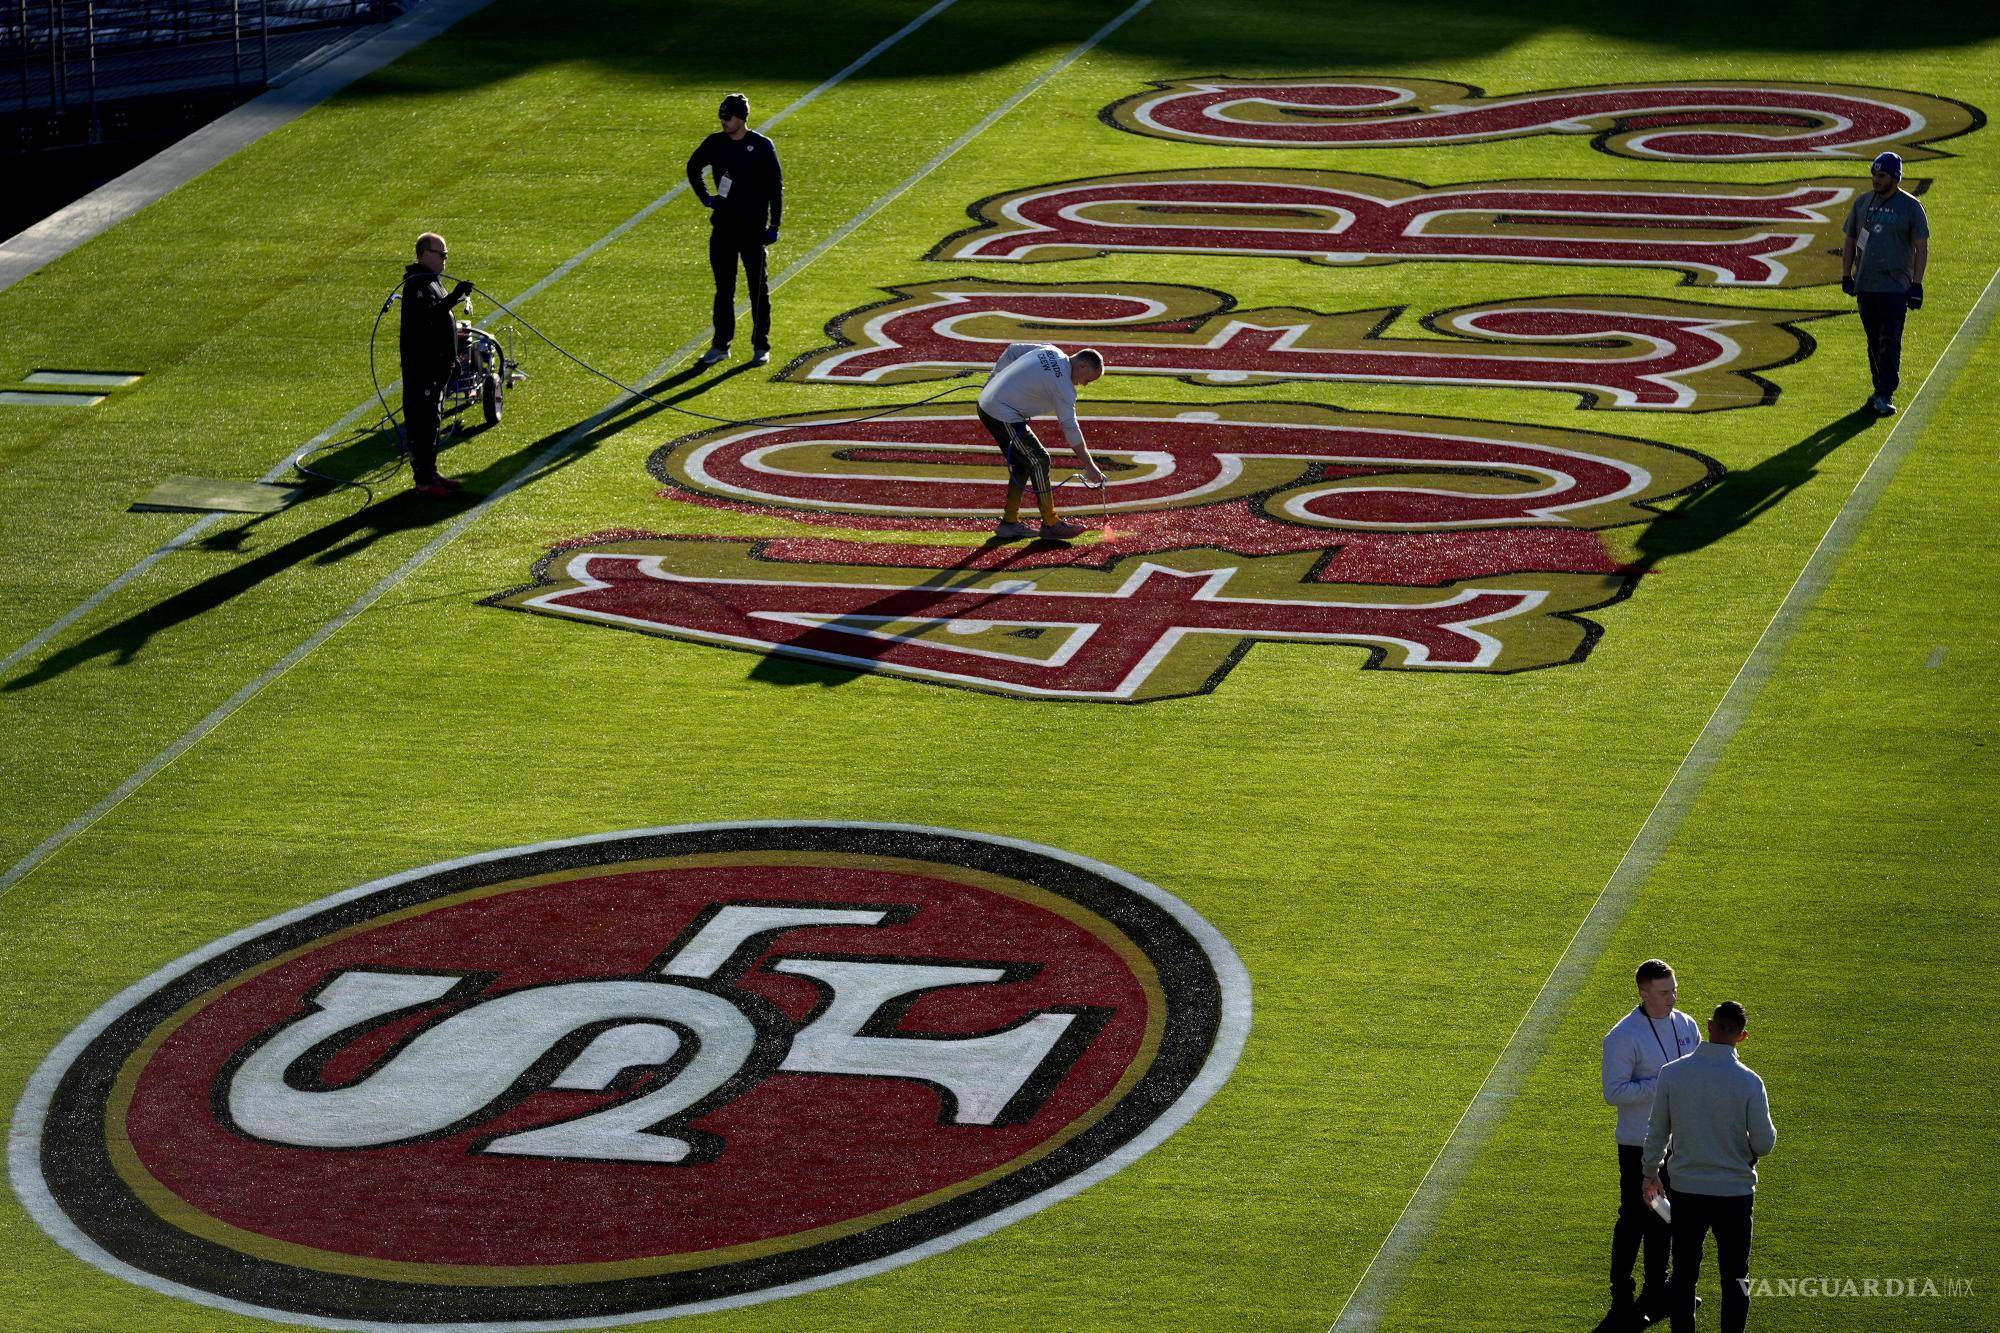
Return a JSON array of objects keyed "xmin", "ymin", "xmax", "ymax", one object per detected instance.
[{"xmin": 1596, "ymin": 958, "xmax": 1701, "ymax": 1329}]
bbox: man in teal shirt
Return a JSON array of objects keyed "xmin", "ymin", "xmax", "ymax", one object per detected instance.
[
  {"xmin": 1841, "ymin": 151, "xmax": 1929, "ymax": 418},
  {"xmin": 1643, "ymin": 1001, "xmax": 1777, "ymax": 1333}
]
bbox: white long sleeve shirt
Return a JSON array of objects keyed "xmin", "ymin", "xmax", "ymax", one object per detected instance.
[
  {"xmin": 977, "ymin": 343, "xmax": 1085, "ymax": 447},
  {"xmin": 1602, "ymin": 1005, "xmax": 1700, "ymax": 1146}
]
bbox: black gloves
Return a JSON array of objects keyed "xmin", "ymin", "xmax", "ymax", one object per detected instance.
[
  {"xmin": 765, "ymin": 226, "xmax": 779, "ymax": 246},
  {"xmin": 448, "ymin": 279, "xmax": 473, "ymax": 303},
  {"xmin": 1839, "ymin": 277, "xmax": 1923, "ymax": 309}
]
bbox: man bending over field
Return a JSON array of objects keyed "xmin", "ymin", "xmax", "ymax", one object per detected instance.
[{"xmin": 976, "ymin": 342, "xmax": 1106, "ymax": 541}]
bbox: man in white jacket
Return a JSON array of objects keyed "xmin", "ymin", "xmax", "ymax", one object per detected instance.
[
  {"xmin": 975, "ymin": 342, "xmax": 1107, "ymax": 541},
  {"xmin": 1596, "ymin": 958, "xmax": 1701, "ymax": 1329}
]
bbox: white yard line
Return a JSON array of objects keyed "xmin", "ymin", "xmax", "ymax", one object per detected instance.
[
  {"xmin": 761, "ymin": 0, "xmax": 1153, "ymax": 296},
  {"xmin": 1329, "ymin": 262, "xmax": 2000, "ymax": 1332},
  {"xmin": 0, "ymin": 0, "xmax": 961, "ymax": 677},
  {"xmin": 493, "ymin": 0, "xmax": 963, "ymax": 315},
  {"xmin": 0, "ymin": 0, "xmax": 498, "ymax": 293},
  {"xmin": 0, "ymin": 0, "xmax": 1153, "ymax": 902}
]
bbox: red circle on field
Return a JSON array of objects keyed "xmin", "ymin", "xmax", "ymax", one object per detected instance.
[{"xmin": 115, "ymin": 858, "xmax": 1153, "ymax": 1273}]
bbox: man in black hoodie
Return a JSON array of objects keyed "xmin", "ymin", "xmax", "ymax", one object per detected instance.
[
  {"xmin": 400, "ymin": 231, "xmax": 472, "ymax": 498},
  {"xmin": 686, "ymin": 92, "xmax": 783, "ymax": 367}
]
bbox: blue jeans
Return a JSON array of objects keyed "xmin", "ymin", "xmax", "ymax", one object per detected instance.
[{"xmin": 1857, "ymin": 290, "xmax": 1909, "ymax": 400}]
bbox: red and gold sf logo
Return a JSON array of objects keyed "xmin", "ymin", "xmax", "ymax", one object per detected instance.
[
  {"xmin": 1099, "ymin": 77, "xmax": 1982, "ymax": 161},
  {"xmin": 934, "ymin": 169, "xmax": 1887, "ymax": 288},
  {"xmin": 22, "ymin": 826, "xmax": 1247, "ymax": 1321},
  {"xmin": 486, "ymin": 403, "xmax": 1717, "ymax": 702},
  {"xmin": 781, "ymin": 280, "xmax": 1829, "ymax": 412}
]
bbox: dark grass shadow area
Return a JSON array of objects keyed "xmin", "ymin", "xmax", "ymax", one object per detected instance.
[
  {"xmin": 2, "ymin": 363, "xmax": 753, "ymax": 691},
  {"xmin": 337, "ymin": 0, "xmax": 2000, "ymax": 108},
  {"xmin": 1628, "ymin": 409, "xmax": 1878, "ymax": 578}
]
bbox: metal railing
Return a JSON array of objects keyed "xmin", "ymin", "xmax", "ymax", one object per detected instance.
[{"xmin": 5, "ymin": 0, "xmax": 391, "ymax": 116}]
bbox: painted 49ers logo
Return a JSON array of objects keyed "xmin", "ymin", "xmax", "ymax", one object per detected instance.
[
  {"xmin": 14, "ymin": 824, "xmax": 1248, "ymax": 1325},
  {"xmin": 487, "ymin": 401, "xmax": 1714, "ymax": 702},
  {"xmin": 934, "ymin": 169, "xmax": 1888, "ymax": 288},
  {"xmin": 1100, "ymin": 76, "xmax": 1983, "ymax": 161}
]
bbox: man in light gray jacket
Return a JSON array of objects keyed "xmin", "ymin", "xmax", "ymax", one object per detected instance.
[
  {"xmin": 1643, "ymin": 1001, "xmax": 1777, "ymax": 1333},
  {"xmin": 1597, "ymin": 959, "xmax": 1701, "ymax": 1329}
]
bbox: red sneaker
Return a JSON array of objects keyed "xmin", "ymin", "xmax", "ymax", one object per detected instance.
[{"xmin": 414, "ymin": 481, "xmax": 455, "ymax": 499}]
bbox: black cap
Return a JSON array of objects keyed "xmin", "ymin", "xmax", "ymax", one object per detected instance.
[{"xmin": 719, "ymin": 92, "xmax": 749, "ymax": 120}]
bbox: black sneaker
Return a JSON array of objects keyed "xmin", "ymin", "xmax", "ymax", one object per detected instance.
[
  {"xmin": 1637, "ymin": 1292, "xmax": 1700, "ymax": 1325},
  {"xmin": 1591, "ymin": 1298, "xmax": 1641, "ymax": 1333}
]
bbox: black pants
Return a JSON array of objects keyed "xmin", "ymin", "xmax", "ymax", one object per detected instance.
[
  {"xmin": 1611, "ymin": 1145, "xmax": 1671, "ymax": 1300},
  {"xmin": 1857, "ymin": 290, "xmax": 1908, "ymax": 400},
  {"xmin": 976, "ymin": 406, "xmax": 1050, "ymax": 493},
  {"xmin": 1669, "ymin": 1189, "xmax": 1754, "ymax": 1333},
  {"xmin": 709, "ymin": 226, "xmax": 770, "ymax": 351},
  {"xmin": 400, "ymin": 371, "xmax": 446, "ymax": 485}
]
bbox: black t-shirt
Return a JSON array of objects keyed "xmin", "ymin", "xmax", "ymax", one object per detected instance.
[{"xmin": 685, "ymin": 130, "xmax": 783, "ymax": 231}]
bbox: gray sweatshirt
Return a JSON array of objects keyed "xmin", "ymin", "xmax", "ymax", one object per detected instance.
[
  {"xmin": 1642, "ymin": 1042, "xmax": 1777, "ymax": 1196},
  {"xmin": 1603, "ymin": 1005, "xmax": 1701, "ymax": 1146},
  {"xmin": 978, "ymin": 343, "xmax": 1085, "ymax": 445}
]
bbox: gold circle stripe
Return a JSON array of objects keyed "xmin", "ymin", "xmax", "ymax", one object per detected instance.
[{"xmin": 106, "ymin": 849, "xmax": 1168, "ymax": 1287}]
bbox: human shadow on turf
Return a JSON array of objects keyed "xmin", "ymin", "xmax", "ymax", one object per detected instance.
[
  {"xmin": 3, "ymin": 363, "xmax": 753, "ymax": 692},
  {"xmin": 1626, "ymin": 409, "xmax": 1876, "ymax": 579},
  {"xmin": 746, "ymin": 541, "xmax": 1052, "ymax": 690}
]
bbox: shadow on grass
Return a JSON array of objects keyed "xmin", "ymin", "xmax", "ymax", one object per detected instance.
[
  {"xmin": 3, "ymin": 363, "xmax": 752, "ymax": 692},
  {"xmin": 1628, "ymin": 409, "xmax": 1878, "ymax": 578},
  {"xmin": 351, "ymin": 0, "xmax": 2000, "ymax": 109},
  {"xmin": 745, "ymin": 538, "xmax": 1060, "ymax": 690}
]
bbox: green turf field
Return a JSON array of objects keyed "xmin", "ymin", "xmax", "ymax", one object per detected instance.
[{"xmin": 3, "ymin": 1, "xmax": 1997, "ymax": 1328}]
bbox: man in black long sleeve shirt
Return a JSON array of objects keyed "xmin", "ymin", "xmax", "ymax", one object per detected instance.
[
  {"xmin": 399, "ymin": 231, "xmax": 471, "ymax": 497},
  {"xmin": 686, "ymin": 92, "xmax": 783, "ymax": 366}
]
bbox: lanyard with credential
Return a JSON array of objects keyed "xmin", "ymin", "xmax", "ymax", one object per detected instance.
[
  {"xmin": 1644, "ymin": 1010, "xmax": 1681, "ymax": 1062},
  {"xmin": 1859, "ymin": 194, "xmax": 1899, "ymax": 253}
]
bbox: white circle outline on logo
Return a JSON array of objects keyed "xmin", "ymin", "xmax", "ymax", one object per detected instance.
[{"xmin": 10, "ymin": 820, "xmax": 1253, "ymax": 1331}]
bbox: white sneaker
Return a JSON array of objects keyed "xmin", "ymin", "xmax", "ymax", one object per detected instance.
[
  {"xmin": 696, "ymin": 347, "xmax": 728, "ymax": 367},
  {"xmin": 994, "ymin": 520, "xmax": 1036, "ymax": 540}
]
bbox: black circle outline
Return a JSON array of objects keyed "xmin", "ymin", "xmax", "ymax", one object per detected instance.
[{"xmin": 37, "ymin": 825, "xmax": 1227, "ymax": 1323}]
